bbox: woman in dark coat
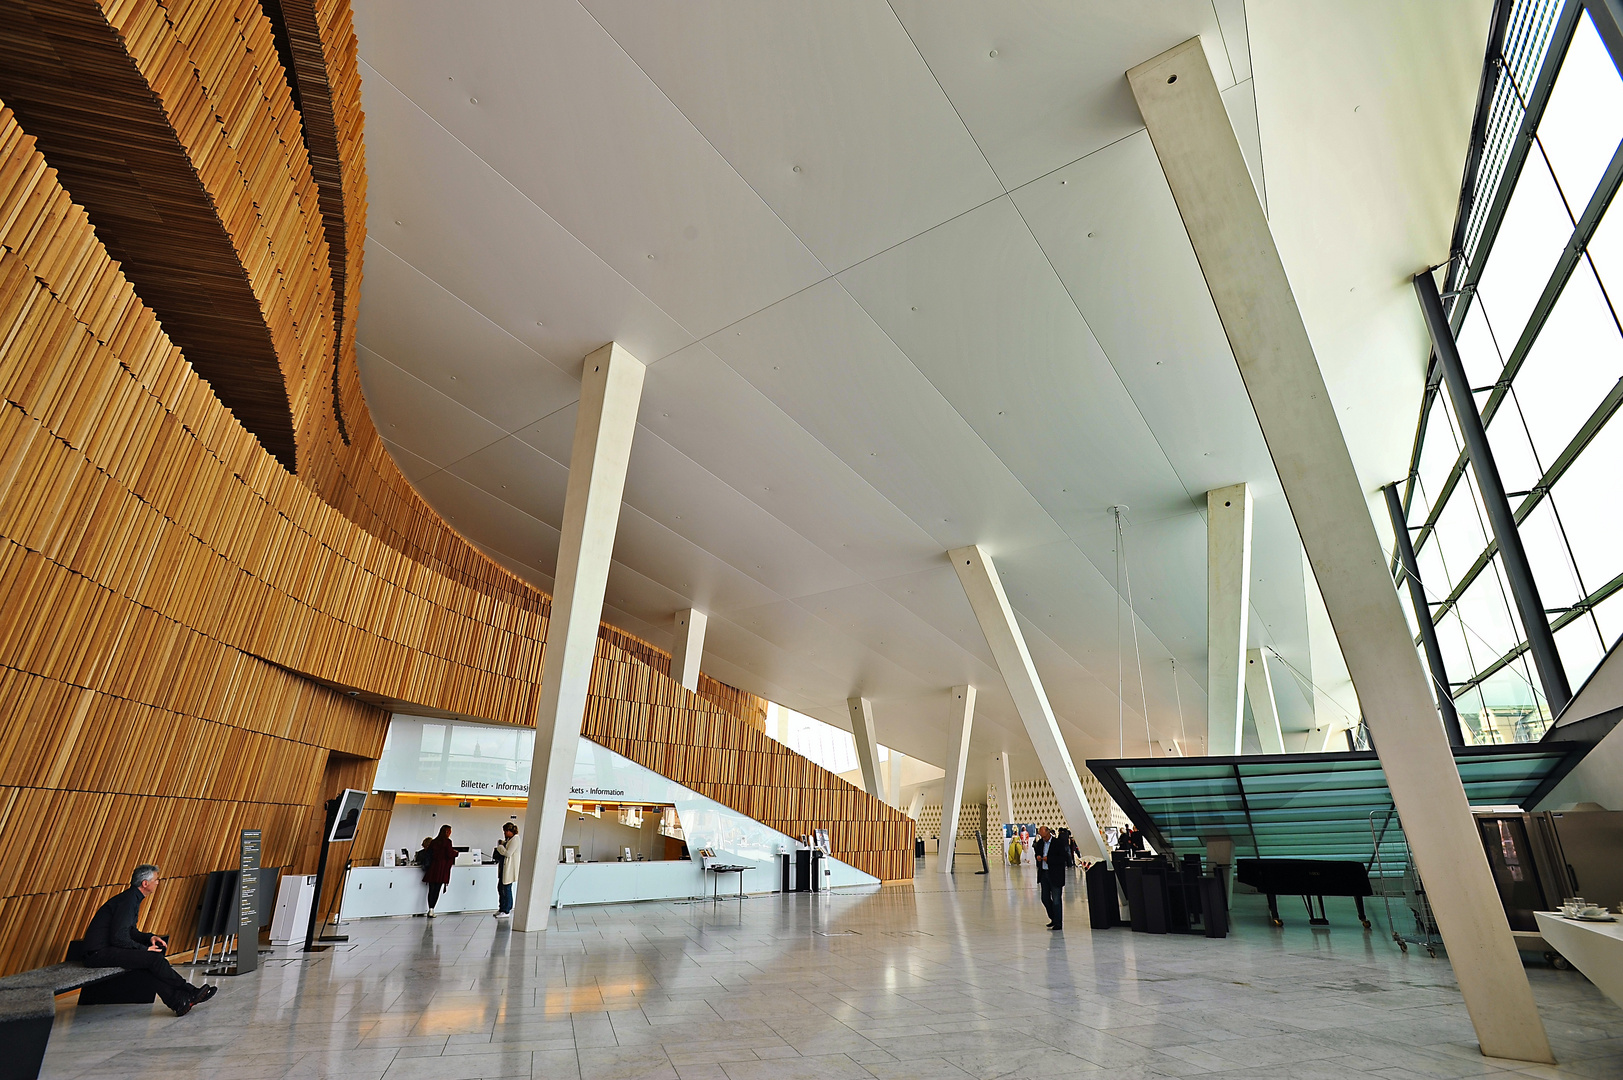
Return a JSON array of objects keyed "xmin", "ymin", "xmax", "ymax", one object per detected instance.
[{"xmin": 424, "ymin": 824, "xmax": 456, "ymax": 917}]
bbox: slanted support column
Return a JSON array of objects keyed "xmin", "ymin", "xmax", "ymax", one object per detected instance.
[
  {"xmin": 1244, "ymin": 649, "xmax": 1285, "ymax": 754},
  {"xmin": 907, "ymin": 789, "xmax": 924, "ymax": 820},
  {"xmin": 1129, "ymin": 39, "xmax": 1552, "ymax": 1063},
  {"xmin": 993, "ymin": 753, "xmax": 1015, "ymax": 830},
  {"xmin": 847, "ymin": 697, "xmax": 883, "ymax": 800},
  {"xmin": 950, "ymin": 545, "xmax": 1108, "ymax": 859},
  {"xmin": 514, "ymin": 343, "xmax": 646, "ymax": 933},
  {"xmin": 1207, "ymin": 484, "xmax": 1253, "ymax": 755},
  {"xmin": 669, "ymin": 609, "xmax": 707, "ymax": 693},
  {"xmin": 939, "ymin": 685, "xmax": 975, "ymax": 873},
  {"xmin": 1384, "ymin": 482, "xmax": 1465, "ymax": 745},
  {"xmin": 1416, "ymin": 273, "xmax": 1571, "ymax": 716}
]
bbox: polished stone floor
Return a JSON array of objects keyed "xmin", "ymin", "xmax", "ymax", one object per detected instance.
[{"xmin": 39, "ymin": 862, "xmax": 1623, "ymax": 1080}]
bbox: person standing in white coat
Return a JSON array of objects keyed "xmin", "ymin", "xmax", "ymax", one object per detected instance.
[{"xmin": 493, "ymin": 823, "xmax": 519, "ymax": 918}]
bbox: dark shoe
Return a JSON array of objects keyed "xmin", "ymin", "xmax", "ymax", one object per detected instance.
[
  {"xmin": 190, "ymin": 985, "xmax": 218, "ymax": 1007},
  {"xmin": 172, "ymin": 998, "xmax": 192, "ymax": 1017},
  {"xmin": 1045, "ymin": 923, "xmax": 1054, "ymax": 928},
  {"xmin": 1050, "ymin": 924, "xmax": 1062, "ymax": 931}
]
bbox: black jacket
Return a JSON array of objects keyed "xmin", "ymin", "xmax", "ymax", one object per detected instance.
[
  {"xmin": 83, "ymin": 886, "xmax": 152, "ymax": 953},
  {"xmin": 1035, "ymin": 836, "xmax": 1071, "ymax": 885}
]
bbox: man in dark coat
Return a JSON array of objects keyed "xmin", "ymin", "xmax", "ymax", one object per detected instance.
[
  {"xmin": 83, "ymin": 865, "xmax": 217, "ymax": 1016},
  {"xmin": 1032, "ymin": 826, "xmax": 1070, "ymax": 929}
]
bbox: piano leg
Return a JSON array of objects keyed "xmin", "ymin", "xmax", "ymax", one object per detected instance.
[
  {"xmin": 1266, "ymin": 893, "xmax": 1282, "ymax": 927},
  {"xmin": 1309, "ymin": 896, "xmax": 1329, "ymax": 926},
  {"xmin": 1354, "ymin": 894, "xmax": 1371, "ymax": 930}
]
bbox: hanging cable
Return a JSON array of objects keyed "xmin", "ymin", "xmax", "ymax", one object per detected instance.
[
  {"xmin": 1113, "ymin": 506, "xmax": 1153, "ymax": 754},
  {"xmin": 1172, "ymin": 657, "xmax": 1188, "ymax": 753},
  {"xmin": 1114, "ymin": 509, "xmax": 1124, "ymax": 756}
]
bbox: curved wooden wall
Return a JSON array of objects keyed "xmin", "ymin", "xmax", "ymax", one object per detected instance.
[{"xmin": 0, "ymin": 0, "xmax": 909, "ymax": 975}]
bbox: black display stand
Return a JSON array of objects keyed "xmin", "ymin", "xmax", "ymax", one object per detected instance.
[
  {"xmin": 303, "ymin": 798, "xmax": 352, "ymax": 952},
  {"xmin": 974, "ymin": 828, "xmax": 989, "ymax": 875}
]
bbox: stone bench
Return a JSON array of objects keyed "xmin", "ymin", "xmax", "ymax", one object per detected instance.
[{"xmin": 0, "ymin": 952, "xmax": 150, "ymax": 1080}]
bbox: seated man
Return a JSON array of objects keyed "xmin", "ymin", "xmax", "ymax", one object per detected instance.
[{"xmin": 83, "ymin": 865, "xmax": 217, "ymax": 1016}]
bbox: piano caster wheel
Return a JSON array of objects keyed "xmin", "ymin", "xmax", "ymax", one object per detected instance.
[
  {"xmin": 1360, "ymin": 920, "xmax": 1371, "ymax": 930},
  {"xmin": 1545, "ymin": 951, "xmax": 1571, "ymax": 971},
  {"xmin": 1270, "ymin": 918, "xmax": 1283, "ymax": 927},
  {"xmin": 1425, "ymin": 946, "xmax": 1437, "ymax": 958},
  {"xmin": 1398, "ymin": 940, "xmax": 1409, "ymax": 953}
]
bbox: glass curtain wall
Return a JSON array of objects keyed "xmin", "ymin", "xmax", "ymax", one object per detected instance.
[{"xmin": 1398, "ymin": 0, "xmax": 1623, "ymax": 743}]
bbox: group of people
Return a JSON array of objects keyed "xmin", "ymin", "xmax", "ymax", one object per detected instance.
[{"xmin": 415, "ymin": 821, "xmax": 521, "ymax": 918}]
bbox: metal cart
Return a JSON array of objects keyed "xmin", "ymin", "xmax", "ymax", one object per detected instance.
[{"xmin": 1369, "ymin": 809, "xmax": 1442, "ymax": 958}]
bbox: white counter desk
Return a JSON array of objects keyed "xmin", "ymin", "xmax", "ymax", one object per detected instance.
[
  {"xmin": 340, "ymin": 859, "xmax": 784, "ymax": 918},
  {"xmin": 1534, "ymin": 911, "xmax": 1623, "ymax": 1007}
]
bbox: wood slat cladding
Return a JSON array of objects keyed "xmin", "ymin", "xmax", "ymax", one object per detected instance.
[
  {"xmin": 0, "ymin": 0, "xmax": 299, "ymax": 470},
  {"xmin": 596, "ymin": 624, "xmax": 769, "ymax": 733},
  {"xmin": 584, "ymin": 638, "xmax": 914, "ymax": 883}
]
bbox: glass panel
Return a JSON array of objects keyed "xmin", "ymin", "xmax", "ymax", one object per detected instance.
[
  {"xmin": 1454, "ymin": 556, "xmax": 1525, "ymax": 664},
  {"xmin": 1454, "ymin": 685, "xmax": 1493, "ymax": 744},
  {"xmin": 1555, "ymin": 611, "xmax": 1607, "ymax": 690},
  {"xmin": 1457, "ymin": 294, "xmax": 1508, "ymax": 388},
  {"xmin": 1520, "ymin": 496, "xmax": 1587, "ymax": 612},
  {"xmin": 1432, "ymin": 469, "xmax": 1493, "ymax": 590},
  {"xmin": 1591, "ymin": 187, "xmax": 1623, "ymax": 301},
  {"xmin": 1474, "ymin": 149, "xmax": 1576, "ymax": 348},
  {"xmin": 1475, "ymin": 660, "xmax": 1550, "ymax": 743},
  {"xmin": 1537, "ymin": 10, "xmax": 1623, "ymax": 213},
  {"xmin": 1415, "ymin": 524, "xmax": 1454, "ymax": 605},
  {"xmin": 1435, "ymin": 606, "xmax": 1476, "ymax": 688},
  {"xmin": 1548, "ymin": 408, "xmax": 1623, "ymax": 594},
  {"xmin": 1415, "ymin": 396, "xmax": 1463, "ymax": 530},
  {"xmin": 1511, "ymin": 258, "xmax": 1623, "ymax": 465},
  {"xmin": 1485, "ymin": 392, "xmax": 1546, "ymax": 495},
  {"xmin": 1593, "ymin": 589, "xmax": 1623, "ymax": 651}
]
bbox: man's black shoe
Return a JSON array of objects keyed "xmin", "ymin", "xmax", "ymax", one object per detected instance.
[
  {"xmin": 172, "ymin": 999, "xmax": 192, "ymax": 1017},
  {"xmin": 191, "ymin": 984, "xmax": 218, "ymax": 1007}
]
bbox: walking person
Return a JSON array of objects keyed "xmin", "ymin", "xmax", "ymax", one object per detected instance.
[
  {"xmin": 1033, "ymin": 825, "xmax": 1067, "ymax": 929},
  {"xmin": 493, "ymin": 823, "xmax": 519, "ymax": 919},
  {"xmin": 424, "ymin": 824, "xmax": 455, "ymax": 917},
  {"xmin": 82, "ymin": 865, "xmax": 217, "ymax": 1016}
]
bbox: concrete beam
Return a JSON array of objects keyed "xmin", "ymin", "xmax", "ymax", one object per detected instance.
[
  {"xmin": 939, "ymin": 686, "xmax": 975, "ymax": 874},
  {"xmin": 950, "ymin": 545, "xmax": 1108, "ymax": 859},
  {"xmin": 1244, "ymin": 649, "xmax": 1286, "ymax": 754},
  {"xmin": 993, "ymin": 753, "xmax": 1015, "ymax": 829},
  {"xmin": 847, "ymin": 697, "xmax": 883, "ymax": 801},
  {"xmin": 669, "ymin": 608, "xmax": 707, "ymax": 693},
  {"xmin": 514, "ymin": 343, "xmax": 646, "ymax": 933},
  {"xmin": 1129, "ymin": 39, "xmax": 1551, "ymax": 1062},
  {"xmin": 1207, "ymin": 483, "xmax": 1253, "ymax": 755}
]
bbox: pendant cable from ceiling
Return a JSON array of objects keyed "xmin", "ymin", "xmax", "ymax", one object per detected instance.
[{"xmin": 1112, "ymin": 506, "xmax": 1153, "ymax": 755}]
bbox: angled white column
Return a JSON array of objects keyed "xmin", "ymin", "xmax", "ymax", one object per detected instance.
[
  {"xmin": 513, "ymin": 343, "xmax": 646, "ymax": 933},
  {"xmin": 907, "ymin": 789, "xmax": 924, "ymax": 820},
  {"xmin": 1129, "ymin": 39, "xmax": 1551, "ymax": 1063},
  {"xmin": 846, "ymin": 697, "xmax": 883, "ymax": 800},
  {"xmin": 950, "ymin": 545, "xmax": 1108, "ymax": 859},
  {"xmin": 669, "ymin": 609, "xmax": 707, "ymax": 692},
  {"xmin": 887, "ymin": 751, "xmax": 903, "ymax": 808},
  {"xmin": 939, "ymin": 685, "xmax": 975, "ymax": 874},
  {"xmin": 774, "ymin": 701, "xmax": 788, "ymax": 744},
  {"xmin": 1244, "ymin": 649, "xmax": 1286, "ymax": 755},
  {"xmin": 1207, "ymin": 484, "xmax": 1253, "ymax": 755},
  {"xmin": 993, "ymin": 753, "xmax": 1015, "ymax": 829}
]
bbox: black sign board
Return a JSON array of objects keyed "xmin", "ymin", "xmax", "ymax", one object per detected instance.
[{"xmin": 236, "ymin": 829, "xmax": 261, "ymax": 974}]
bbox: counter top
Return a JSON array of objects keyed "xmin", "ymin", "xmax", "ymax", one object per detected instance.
[{"xmin": 1534, "ymin": 911, "xmax": 1623, "ymax": 1007}]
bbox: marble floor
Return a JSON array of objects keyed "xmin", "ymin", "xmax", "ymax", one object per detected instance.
[{"xmin": 38, "ymin": 862, "xmax": 1623, "ymax": 1080}]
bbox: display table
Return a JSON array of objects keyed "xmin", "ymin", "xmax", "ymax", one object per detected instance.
[
  {"xmin": 1534, "ymin": 912, "xmax": 1623, "ymax": 1006},
  {"xmin": 706, "ymin": 864, "xmax": 751, "ymax": 901}
]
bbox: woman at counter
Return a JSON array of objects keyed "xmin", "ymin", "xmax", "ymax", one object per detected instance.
[{"xmin": 424, "ymin": 825, "xmax": 456, "ymax": 918}]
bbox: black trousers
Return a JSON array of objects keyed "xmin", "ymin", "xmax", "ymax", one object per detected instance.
[
  {"xmin": 1040, "ymin": 880, "xmax": 1064, "ymax": 927},
  {"xmin": 85, "ymin": 947, "xmax": 197, "ymax": 1009},
  {"xmin": 428, "ymin": 881, "xmax": 445, "ymax": 908}
]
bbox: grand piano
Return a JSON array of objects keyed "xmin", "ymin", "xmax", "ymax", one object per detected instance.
[{"xmin": 1236, "ymin": 858, "xmax": 1373, "ymax": 928}]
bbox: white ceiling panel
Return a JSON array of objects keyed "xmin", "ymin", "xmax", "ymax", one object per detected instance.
[
  {"xmin": 381, "ymin": 438, "xmax": 439, "ymax": 484},
  {"xmin": 885, "ymin": 2, "xmax": 1233, "ymax": 188},
  {"xmin": 582, "ymin": 0, "xmax": 1003, "ymax": 272},
  {"xmin": 441, "ymin": 436, "xmax": 571, "ymax": 527},
  {"xmin": 356, "ymin": 347, "xmax": 506, "ymax": 466},
  {"xmin": 640, "ymin": 344, "xmax": 945, "ymax": 582},
  {"xmin": 723, "ymin": 597, "xmax": 931, "ymax": 701},
  {"xmin": 352, "ymin": 0, "xmax": 826, "ymax": 338},
  {"xmin": 838, "ymin": 196, "xmax": 1190, "ymax": 536},
  {"xmin": 1008, "ymin": 130, "xmax": 1271, "ymax": 501},
  {"xmin": 617, "ymin": 430, "xmax": 863, "ymax": 602},
  {"xmin": 357, "ymin": 242, "xmax": 579, "ymax": 432},
  {"xmin": 358, "ymin": 69, "xmax": 695, "ymax": 378},
  {"xmin": 868, "ymin": 563, "xmax": 998, "ymax": 672},
  {"xmin": 790, "ymin": 582, "xmax": 995, "ymax": 690},
  {"xmin": 411, "ymin": 468, "xmax": 562, "ymax": 571},
  {"xmin": 605, "ymin": 505, "xmax": 784, "ymax": 615},
  {"xmin": 705, "ymin": 278, "xmax": 1067, "ymax": 557}
]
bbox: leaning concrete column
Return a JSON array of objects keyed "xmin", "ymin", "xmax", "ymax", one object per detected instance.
[
  {"xmin": 513, "ymin": 343, "xmax": 645, "ymax": 933},
  {"xmin": 1128, "ymin": 39, "xmax": 1551, "ymax": 1062}
]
